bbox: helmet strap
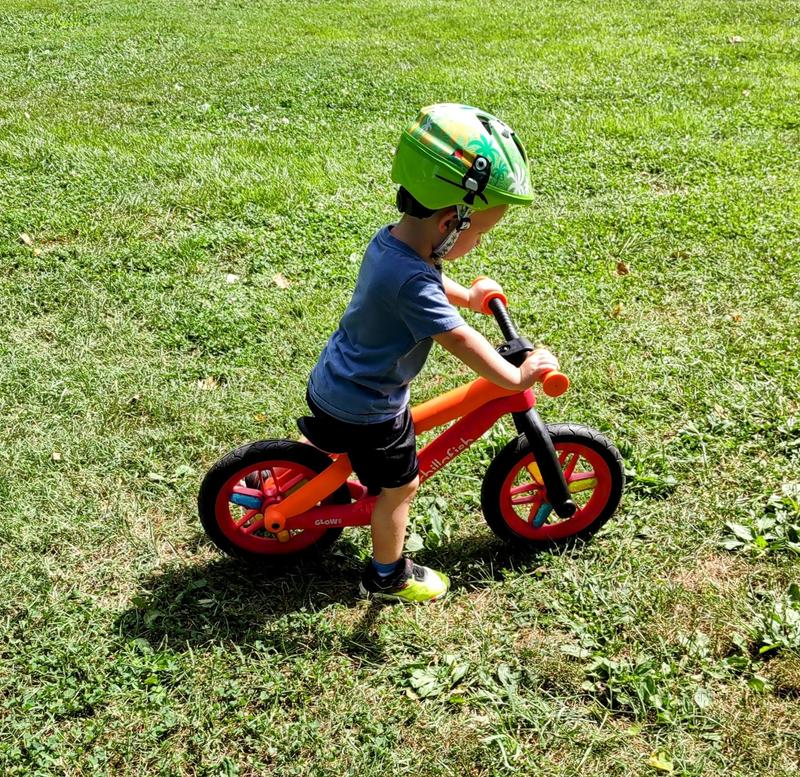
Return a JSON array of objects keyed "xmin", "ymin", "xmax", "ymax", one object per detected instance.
[{"xmin": 431, "ymin": 204, "xmax": 472, "ymax": 262}]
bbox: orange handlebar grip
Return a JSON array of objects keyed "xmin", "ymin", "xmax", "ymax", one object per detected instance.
[
  {"xmin": 480, "ymin": 291, "xmax": 508, "ymax": 315},
  {"xmin": 471, "ymin": 275, "xmax": 508, "ymax": 315},
  {"xmin": 541, "ymin": 370, "xmax": 570, "ymax": 397}
]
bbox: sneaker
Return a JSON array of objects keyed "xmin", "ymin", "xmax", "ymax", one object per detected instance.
[{"xmin": 359, "ymin": 558, "xmax": 449, "ymax": 603}]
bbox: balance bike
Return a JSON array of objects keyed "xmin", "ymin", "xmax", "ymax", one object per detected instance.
[{"xmin": 198, "ymin": 291, "xmax": 624, "ymax": 564}]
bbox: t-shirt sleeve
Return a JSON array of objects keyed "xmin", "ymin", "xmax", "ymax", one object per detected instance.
[{"xmin": 397, "ymin": 271, "xmax": 466, "ymax": 342}]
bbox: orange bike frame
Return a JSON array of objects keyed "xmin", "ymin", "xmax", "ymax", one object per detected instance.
[{"xmin": 263, "ymin": 378, "xmax": 537, "ymax": 533}]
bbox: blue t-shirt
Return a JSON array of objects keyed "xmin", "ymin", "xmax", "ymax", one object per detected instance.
[{"xmin": 308, "ymin": 226, "xmax": 466, "ymax": 423}]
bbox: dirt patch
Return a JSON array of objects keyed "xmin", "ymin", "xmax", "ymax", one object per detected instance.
[{"xmin": 671, "ymin": 552, "xmax": 749, "ymax": 597}]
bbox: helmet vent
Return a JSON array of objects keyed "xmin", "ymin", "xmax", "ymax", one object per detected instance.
[{"xmin": 511, "ymin": 132, "xmax": 528, "ymax": 163}]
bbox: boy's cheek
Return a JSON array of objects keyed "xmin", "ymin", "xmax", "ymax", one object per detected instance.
[{"xmin": 450, "ymin": 235, "xmax": 476, "ymax": 257}]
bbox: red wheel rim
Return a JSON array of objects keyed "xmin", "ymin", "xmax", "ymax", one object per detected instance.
[
  {"xmin": 214, "ymin": 459, "xmax": 334, "ymax": 555},
  {"xmin": 499, "ymin": 442, "xmax": 612, "ymax": 541}
]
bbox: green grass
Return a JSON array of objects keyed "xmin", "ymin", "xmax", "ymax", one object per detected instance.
[{"xmin": 2, "ymin": 0, "xmax": 799, "ymax": 774}]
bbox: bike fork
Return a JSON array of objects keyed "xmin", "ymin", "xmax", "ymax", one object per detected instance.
[{"xmin": 513, "ymin": 409, "xmax": 576, "ymax": 519}]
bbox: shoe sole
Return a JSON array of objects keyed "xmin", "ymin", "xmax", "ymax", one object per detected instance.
[{"xmin": 358, "ymin": 582, "xmax": 448, "ymax": 604}]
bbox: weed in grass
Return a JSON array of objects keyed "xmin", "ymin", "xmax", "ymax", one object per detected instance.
[
  {"xmin": 750, "ymin": 584, "xmax": 800, "ymax": 657},
  {"xmin": 721, "ymin": 486, "xmax": 800, "ymax": 557}
]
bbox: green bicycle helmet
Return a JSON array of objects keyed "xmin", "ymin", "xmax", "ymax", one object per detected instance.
[
  {"xmin": 391, "ymin": 103, "xmax": 534, "ymax": 213},
  {"xmin": 391, "ymin": 103, "xmax": 533, "ymax": 259}
]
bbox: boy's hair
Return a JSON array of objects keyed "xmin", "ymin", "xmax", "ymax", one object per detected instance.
[
  {"xmin": 396, "ymin": 186, "xmax": 460, "ymax": 221},
  {"xmin": 396, "ymin": 186, "xmax": 437, "ymax": 219}
]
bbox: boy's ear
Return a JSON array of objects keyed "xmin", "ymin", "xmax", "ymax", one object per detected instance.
[{"xmin": 437, "ymin": 207, "xmax": 459, "ymax": 234}]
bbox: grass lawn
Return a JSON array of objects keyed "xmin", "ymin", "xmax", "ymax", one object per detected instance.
[{"xmin": 1, "ymin": 0, "xmax": 799, "ymax": 774}]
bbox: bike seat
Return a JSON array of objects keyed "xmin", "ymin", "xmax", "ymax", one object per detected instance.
[{"xmin": 296, "ymin": 416, "xmax": 348, "ymax": 454}]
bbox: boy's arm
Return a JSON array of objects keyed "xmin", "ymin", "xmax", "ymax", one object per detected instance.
[
  {"xmin": 442, "ymin": 274, "xmax": 503, "ymax": 313},
  {"xmin": 441, "ymin": 274, "xmax": 470, "ymax": 308},
  {"xmin": 433, "ymin": 325, "xmax": 557, "ymax": 392}
]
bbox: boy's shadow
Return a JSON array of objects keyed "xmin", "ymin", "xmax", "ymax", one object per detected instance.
[{"xmin": 116, "ymin": 532, "xmax": 544, "ymax": 660}]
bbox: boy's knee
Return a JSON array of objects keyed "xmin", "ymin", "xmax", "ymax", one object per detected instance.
[
  {"xmin": 404, "ymin": 474, "xmax": 420, "ymax": 494},
  {"xmin": 382, "ymin": 475, "xmax": 419, "ymax": 500}
]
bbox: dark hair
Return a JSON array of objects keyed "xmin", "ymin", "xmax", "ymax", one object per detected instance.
[{"xmin": 395, "ymin": 186, "xmax": 438, "ymax": 218}]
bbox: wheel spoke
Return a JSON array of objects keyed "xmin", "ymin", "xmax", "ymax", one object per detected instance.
[
  {"xmin": 532, "ymin": 502, "xmax": 553, "ymax": 527},
  {"xmin": 276, "ymin": 473, "xmax": 308, "ymax": 498},
  {"xmin": 568, "ymin": 471, "xmax": 597, "ymax": 495},
  {"xmin": 525, "ymin": 462, "xmax": 544, "ymax": 485},
  {"xmin": 510, "ymin": 481, "xmax": 542, "ymax": 499},
  {"xmin": 526, "ymin": 493, "xmax": 544, "ymax": 521},
  {"xmin": 229, "ymin": 486, "xmax": 264, "ymax": 510},
  {"xmin": 262, "ymin": 467, "xmax": 278, "ymax": 496},
  {"xmin": 232, "ymin": 485, "xmax": 264, "ymax": 499},
  {"xmin": 563, "ymin": 453, "xmax": 580, "ymax": 480},
  {"xmin": 242, "ymin": 514, "xmax": 265, "ymax": 535},
  {"xmin": 235, "ymin": 508, "xmax": 259, "ymax": 528},
  {"xmin": 513, "ymin": 493, "xmax": 543, "ymax": 506}
]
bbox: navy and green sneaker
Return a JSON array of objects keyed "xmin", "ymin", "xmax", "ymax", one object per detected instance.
[{"xmin": 359, "ymin": 558, "xmax": 449, "ymax": 603}]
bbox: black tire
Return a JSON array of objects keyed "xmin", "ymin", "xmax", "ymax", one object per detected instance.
[
  {"xmin": 481, "ymin": 423, "xmax": 624, "ymax": 549},
  {"xmin": 198, "ymin": 439, "xmax": 350, "ymax": 566}
]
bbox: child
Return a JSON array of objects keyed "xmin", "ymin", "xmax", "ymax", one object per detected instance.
[{"xmin": 299, "ymin": 104, "xmax": 558, "ymax": 603}]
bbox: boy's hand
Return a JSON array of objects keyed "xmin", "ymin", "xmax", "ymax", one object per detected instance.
[
  {"xmin": 434, "ymin": 326, "xmax": 560, "ymax": 393},
  {"xmin": 468, "ymin": 277, "xmax": 504, "ymax": 314},
  {"xmin": 519, "ymin": 348, "xmax": 559, "ymax": 388}
]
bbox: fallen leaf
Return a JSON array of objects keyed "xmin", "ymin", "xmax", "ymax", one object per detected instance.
[
  {"xmin": 254, "ymin": 413, "xmax": 267, "ymax": 423},
  {"xmin": 694, "ymin": 687, "xmax": 712, "ymax": 709},
  {"xmin": 51, "ymin": 452, "xmax": 62, "ymax": 462},
  {"xmin": 197, "ymin": 377, "xmax": 218, "ymax": 391},
  {"xmin": 729, "ymin": 312, "xmax": 742, "ymax": 323},
  {"xmin": 19, "ymin": 233, "xmax": 34, "ymax": 247},
  {"xmin": 272, "ymin": 273, "xmax": 291, "ymax": 289},
  {"xmin": 405, "ymin": 532, "xmax": 424, "ymax": 552},
  {"xmin": 648, "ymin": 751, "xmax": 674, "ymax": 772},
  {"xmin": 728, "ymin": 35, "xmax": 744, "ymax": 44},
  {"xmin": 611, "ymin": 303, "xmax": 624, "ymax": 318},
  {"xmin": 615, "ymin": 260, "xmax": 630, "ymax": 276}
]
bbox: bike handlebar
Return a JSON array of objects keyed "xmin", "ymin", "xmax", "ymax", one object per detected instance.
[{"xmin": 473, "ymin": 278, "xmax": 570, "ymax": 398}]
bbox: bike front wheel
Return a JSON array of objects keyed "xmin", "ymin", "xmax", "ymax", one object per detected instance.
[{"xmin": 481, "ymin": 423, "xmax": 624, "ymax": 549}]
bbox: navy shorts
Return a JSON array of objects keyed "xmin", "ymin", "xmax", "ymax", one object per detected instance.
[{"xmin": 297, "ymin": 391, "xmax": 419, "ymax": 494}]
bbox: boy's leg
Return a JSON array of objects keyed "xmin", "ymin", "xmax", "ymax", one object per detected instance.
[
  {"xmin": 361, "ymin": 475, "xmax": 449, "ymax": 603},
  {"xmin": 370, "ymin": 476, "xmax": 419, "ymax": 564},
  {"xmin": 298, "ymin": 397, "xmax": 448, "ymax": 602}
]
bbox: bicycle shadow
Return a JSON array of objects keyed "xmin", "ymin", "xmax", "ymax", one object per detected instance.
[{"xmin": 115, "ymin": 530, "xmax": 546, "ymax": 660}]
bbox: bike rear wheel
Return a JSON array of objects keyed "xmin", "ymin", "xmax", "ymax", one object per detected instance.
[
  {"xmin": 481, "ymin": 423, "xmax": 624, "ymax": 549},
  {"xmin": 198, "ymin": 440, "xmax": 350, "ymax": 565}
]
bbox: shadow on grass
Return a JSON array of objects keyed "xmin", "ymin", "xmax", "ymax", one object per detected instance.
[{"xmin": 116, "ymin": 530, "xmax": 546, "ymax": 658}]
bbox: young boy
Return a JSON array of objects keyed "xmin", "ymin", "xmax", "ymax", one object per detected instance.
[{"xmin": 299, "ymin": 104, "xmax": 558, "ymax": 603}]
